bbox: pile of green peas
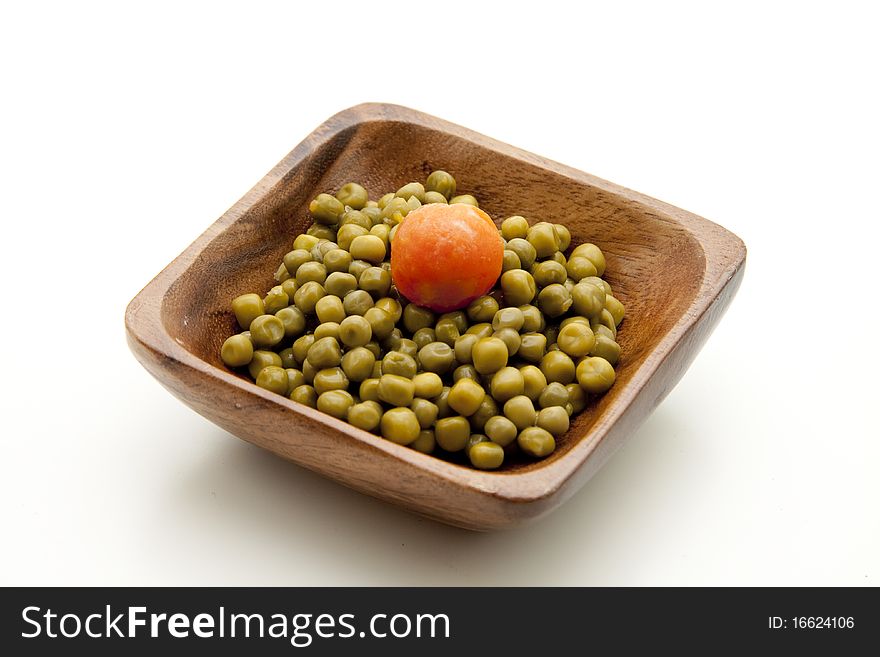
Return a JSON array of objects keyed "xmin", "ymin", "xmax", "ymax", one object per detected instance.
[{"xmin": 219, "ymin": 171, "xmax": 625, "ymax": 470}]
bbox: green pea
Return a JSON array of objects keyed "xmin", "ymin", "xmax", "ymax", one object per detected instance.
[
  {"xmin": 526, "ymin": 223, "xmax": 560, "ymax": 258},
  {"xmin": 592, "ymin": 308, "xmax": 618, "ymax": 338},
  {"xmin": 307, "ymin": 336, "xmax": 342, "ymax": 369},
  {"xmin": 275, "ymin": 306, "xmax": 306, "ymax": 339},
  {"xmin": 313, "ymin": 322, "xmax": 340, "ymax": 341},
  {"xmin": 341, "ymin": 346, "xmax": 375, "ymax": 382},
  {"xmin": 433, "ymin": 386, "xmax": 453, "ymax": 419},
  {"xmin": 492, "ymin": 328, "xmax": 521, "ymax": 357},
  {"xmin": 566, "ymin": 256, "xmax": 598, "ymax": 281},
  {"xmin": 413, "ymin": 372, "xmax": 443, "ymax": 399},
  {"xmin": 589, "ymin": 334, "xmax": 621, "ymax": 365},
  {"xmin": 468, "ymin": 441, "xmax": 504, "ymax": 470},
  {"xmin": 500, "ymin": 269, "xmax": 537, "ymax": 306},
  {"xmin": 359, "ymin": 378, "xmax": 380, "ymax": 402},
  {"xmin": 374, "ymin": 297, "xmax": 403, "ymax": 322},
  {"xmin": 469, "ymin": 395, "xmax": 498, "ymax": 432},
  {"xmin": 570, "ymin": 281, "xmax": 606, "ymax": 318},
  {"xmin": 412, "ymin": 327, "xmax": 436, "ymax": 350},
  {"xmin": 517, "ymin": 365, "xmax": 546, "ymax": 402},
  {"xmin": 363, "ymin": 307, "xmax": 395, "ymax": 340},
  {"xmin": 301, "ymin": 358, "xmax": 317, "ymax": 384},
  {"xmin": 517, "ymin": 332, "xmax": 547, "ymax": 363},
  {"xmin": 554, "ymin": 224, "xmax": 572, "ymax": 251},
  {"xmin": 292, "ymin": 234, "xmax": 320, "ymax": 251},
  {"xmin": 315, "ymin": 295, "xmax": 345, "ymax": 324},
  {"xmin": 322, "ymin": 248, "xmax": 353, "ymax": 274},
  {"xmin": 342, "ymin": 289, "xmax": 373, "ymax": 316},
  {"xmin": 317, "ymin": 389, "xmax": 354, "ymax": 419},
  {"xmin": 411, "ymin": 398, "xmax": 440, "ymax": 429},
  {"xmin": 492, "ymin": 307, "xmax": 524, "ymax": 332},
  {"xmin": 453, "ymin": 364, "xmax": 480, "ymax": 383},
  {"xmin": 336, "ymin": 182, "xmax": 369, "ymax": 210},
  {"xmin": 249, "ymin": 314, "xmax": 285, "ymax": 348},
  {"xmin": 336, "ymin": 315, "xmax": 370, "ymax": 348},
  {"xmin": 557, "ymin": 322, "xmax": 596, "ymax": 358},
  {"xmin": 363, "ymin": 340, "xmax": 382, "ymax": 359},
  {"xmin": 295, "ymin": 261, "xmax": 327, "ymax": 287},
  {"xmin": 348, "ymin": 258, "xmax": 372, "ymax": 280},
  {"xmin": 309, "ymin": 193, "xmax": 344, "ymax": 224},
  {"xmin": 255, "ymin": 365, "xmax": 288, "ymax": 395},
  {"xmin": 581, "ymin": 276, "xmax": 612, "ymax": 296},
  {"xmin": 382, "ymin": 351, "xmax": 418, "ymax": 378},
  {"xmin": 293, "ymin": 281, "xmax": 326, "ymax": 315},
  {"xmin": 395, "ymin": 181, "xmax": 426, "ymax": 202},
  {"xmin": 605, "ymin": 295, "xmax": 625, "ymax": 326},
  {"xmin": 378, "ymin": 374, "xmax": 416, "ymax": 406},
  {"xmin": 339, "ymin": 209, "xmax": 372, "ymax": 231},
  {"xmin": 410, "ymin": 429, "xmax": 436, "ymax": 454},
  {"xmin": 503, "ymin": 395, "xmax": 537, "ymax": 431},
  {"xmin": 380, "ymin": 408, "xmax": 421, "ymax": 445},
  {"xmin": 358, "ymin": 267, "xmax": 391, "ymax": 297},
  {"xmin": 221, "ymin": 334, "xmax": 254, "ymax": 367},
  {"xmin": 425, "ymin": 170, "xmax": 456, "ymax": 199},
  {"xmin": 538, "ymin": 382, "xmax": 569, "ymax": 409},
  {"xmin": 313, "ymin": 367, "xmax": 350, "ymax": 395},
  {"xmin": 423, "ymin": 191, "xmax": 448, "ymax": 204},
  {"xmin": 449, "ymin": 194, "xmax": 478, "ymax": 206},
  {"xmin": 370, "ymin": 222, "xmax": 391, "ymax": 245},
  {"xmin": 502, "ymin": 250, "xmax": 521, "ymax": 272},
  {"xmin": 484, "ymin": 415, "xmax": 519, "ymax": 449},
  {"xmin": 377, "ymin": 192, "xmax": 395, "ymax": 209},
  {"xmin": 280, "ymin": 278, "xmax": 299, "ymax": 300},
  {"xmin": 448, "ymin": 378, "xmax": 486, "ymax": 416},
  {"xmin": 403, "ymin": 304, "xmax": 435, "ymax": 333},
  {"xmin": 333, "ymin": 223, "xmax": 364, "ymax": 250},
  {"xmin": 489, "ymin": 366, "xmax": 525, "ymax": 403},
  {"xmin": 570, "ymin": 243, "xmax": 606, "ymax": 277},
  {"xmin": 434, "ymin": 317, "xmax": 460, "ymax": 346},
  {"xmin": 518, "ymin": 426, "xmax": 556, "ymax": 457},
  {"xmin": 283, "ymin": 249, "xmax": 312, "ymax": 277},
  {"xmin": 500, "ymin": 215, "xmax": 529, "ymax": 240},
  {"xmin": 418, "ymin": 342, "xmax": 455, "ymax": 374},
  {"xmin": 537, "ymin": 283, "xmax": 572, "ymax": 317},
  {"xmin": 506, "ymin": 238, "xmax": 536, "ymax": 269},
  {"xmin": 540, "ymin": 350, "xmax": 576, "ymax": 384},
  {"xmin": 397, "ymin": 339, "xmax": 418, "ymax": 359},
  {"xmin": 231, "ymin": 293, "xmax": 264, "ymax": 330},
  {"xmin": 532, "ymin": 260, "xmax": 568, "ymax": 287},
  {"xmin": 516, "ymin": 304, "xmax": 543, "ymax": 332},
  {"xmin": 454, "ymin": 333, "xmax": 479, "ymax": 364},
  {"xmin": 435, "ymin": 416, "xmax": 471, "ymax": 451},
  {"xmin": 289, "ymin": 384, "xmax": 317, "ymax": 408},
  {"xmin": 472, "ymin": 337, "xmax": 508, "ymax": 375},
  {"xmin": 348, "ymin": 400, "xmax": 383, "ymax": 432},
  {"xmin": 576, "ymin": 356, "xmax": 616, "ymax": 393},
  {"xmin": 565, "ymin": 383, "xmax": 588, "ymax": 414},
  {"xmin": 466, "ymin": 322, "xmax": 494, "ymax": 339},
  {"xmin": 323, "ymin": 272, "xmax": 356, "ymax": 298},
  {"xmin": 291, "ymin": 335, "xmax": 315, "ymax": 365},
  {"xmin": 286, "ymin": 368, "xmax": 305, "ymax": 395},
  {"xmin": 349, "ymin": 234, "xmax": 387, "ymax": 264},
  {"xmin": 263, "ymin": 285, "xmax": 289, "ymax": 314}
]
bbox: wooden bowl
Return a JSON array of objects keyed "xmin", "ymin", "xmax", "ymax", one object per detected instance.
[{"xmin": 125, "ymin": 103, "xmax": 745, "ymax": 530}]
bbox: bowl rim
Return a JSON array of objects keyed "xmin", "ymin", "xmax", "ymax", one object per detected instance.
[{"xmin": 125, "ymin": 102, "xmax": 746, "ymax": 505}]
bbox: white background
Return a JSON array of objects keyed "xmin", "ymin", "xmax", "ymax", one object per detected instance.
[{"xmin": 1, "ymin": 1, "xmax": 878, "ymax": 586}]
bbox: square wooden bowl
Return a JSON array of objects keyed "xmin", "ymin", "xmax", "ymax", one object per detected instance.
[{"xmin": 125, "ymin": 103, "xmax": 745, "ymax": 531}]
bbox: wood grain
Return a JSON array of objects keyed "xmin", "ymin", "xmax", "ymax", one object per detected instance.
[{"xmin": 125, "ymin": 103, "xmax": 746, "ymax": 530}]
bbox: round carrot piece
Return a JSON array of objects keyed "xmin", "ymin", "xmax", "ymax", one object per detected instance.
[{"xmin": 391, "ymin": 204, "xmax": 503, "ymax": 312}]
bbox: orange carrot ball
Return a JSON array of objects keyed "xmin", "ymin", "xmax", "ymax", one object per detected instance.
[{"xmin": 391, "ymin": 204, "xmax": 503, "ymax": 313}]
